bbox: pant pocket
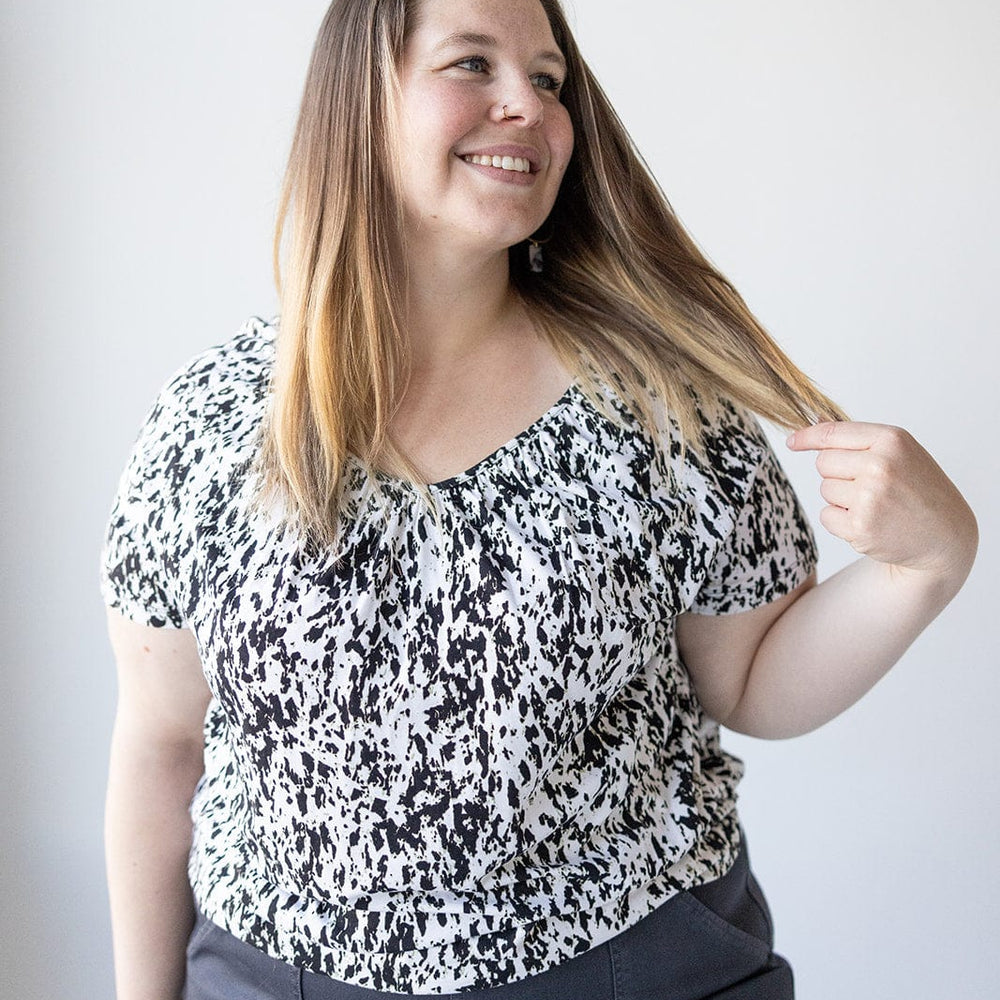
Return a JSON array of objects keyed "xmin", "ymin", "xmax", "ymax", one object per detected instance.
[
  {"xmin": 677, "ymin": 889, "xmax": 773, "ymax": 964},
  {"xmin": 746, "ymin": 870, "xmax": 776, "ymax": 947},
  {"xmin": 608, "ymin": 889, "xmax": 772, "ymax": 1000},
  {"xmin": 688, "ymin": 843, "xmax": 774, "ymax": 950}
]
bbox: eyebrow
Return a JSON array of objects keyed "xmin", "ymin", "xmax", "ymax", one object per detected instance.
[{"xmin": 433, "ymin": 31, "xmax": 567, "ymax": 72}]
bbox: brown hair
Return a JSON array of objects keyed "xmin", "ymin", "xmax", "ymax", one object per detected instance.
[{"xmin": 262, "ymin": 0, "xmax": 845, "ymax": 544}]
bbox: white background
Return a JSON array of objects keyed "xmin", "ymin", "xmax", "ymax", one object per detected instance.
[{"xmin": 2, "ymin": 1, "xmax": 997, "ymax": 997}]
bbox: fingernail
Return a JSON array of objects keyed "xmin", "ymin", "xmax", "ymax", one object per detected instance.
[{"xmin": 786, "ymin": 433, "xmax": 796, "ymax": 447}]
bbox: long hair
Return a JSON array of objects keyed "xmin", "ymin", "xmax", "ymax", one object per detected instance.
[
  {"xmin": 259, "ymin": 0, "xmax": 417, "ymax": 543},
  {"xmin": 262, "ymin": 0, "xmax": 845, "ymax": 545}
]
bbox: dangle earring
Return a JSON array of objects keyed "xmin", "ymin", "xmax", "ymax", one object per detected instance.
[{"xmin": 528, "ymin": 230, "xmax": 552, "ymax": 274}]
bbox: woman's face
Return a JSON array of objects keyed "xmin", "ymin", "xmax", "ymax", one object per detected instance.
[{"xmin": 392, "ymin": 0, "xmax": 574, "ymax": 258}]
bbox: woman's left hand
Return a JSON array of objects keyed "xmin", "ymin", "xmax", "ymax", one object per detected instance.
[{"xmin": 787, "ymin": 421, "xmax": 978, "ymax": 583}]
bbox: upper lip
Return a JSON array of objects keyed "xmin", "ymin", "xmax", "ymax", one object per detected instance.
[{"xmin": 456, "ymin": 144, "xmax": 543, "ymax": 173}]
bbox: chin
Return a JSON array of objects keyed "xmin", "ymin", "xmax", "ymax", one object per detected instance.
[{"xmin": 477, "ymin": 218, "xmax": 550, "ymax": 254}]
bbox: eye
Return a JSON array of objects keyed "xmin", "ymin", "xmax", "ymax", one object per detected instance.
[
  {"xmin": 531, "ymin": 72, "xmax": 563, "ymax": 92},
  {"xmin": 455, "ymin": 55, "xmax": 490, "ymax": 74}
]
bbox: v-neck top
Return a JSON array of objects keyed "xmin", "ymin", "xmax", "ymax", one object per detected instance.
[
  {"xmin": 367, "ymin": 378, "xmax": 581, "ymax": 492},
  {"xmin": 100, "ymin": 316, "xmax": 816, "ymax": 994}
]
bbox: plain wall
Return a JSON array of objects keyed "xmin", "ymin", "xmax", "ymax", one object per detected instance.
[{"xmin": 1, "ymin": 1, "xmax": 996, "ymax": 997}]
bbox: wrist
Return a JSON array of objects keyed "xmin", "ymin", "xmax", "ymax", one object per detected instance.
[
  {"xmin": 878, "ymin": 491, "xmax": 978, "ymax": 589},
  {"xmin": 876, "ymin": 530, "xmax": 977, "ymax": 603}
]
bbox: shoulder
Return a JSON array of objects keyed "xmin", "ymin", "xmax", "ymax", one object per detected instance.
[
  {"xmin": 121, "ymin": 316, "xmax": 277, "ymax": 492},
  {"xmin": 685, "ymin": 396, "xmax": 774, "ymax": 505},
  {"xmin": 644, "ymin": 390, "xmax": 801, "ymax": 549},
  {"xmin": 137, "ymin": 316, "xmax": 276, "ymax": 450},
  {"xmin": 573, "ymin": 377, "xmax": 775, "ymax": 502},
  {"xmin": 152, "ymin": 315, "xmax": 276, "ymax": 427},
  {"xmin": 608, "ymin": 381, "xmax": 772, "ymax": 496}
]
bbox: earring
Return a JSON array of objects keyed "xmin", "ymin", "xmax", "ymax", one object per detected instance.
[
  {"xmin": 528, "ymin": 229, "xmax": 552, "ymax": 274},
  {"xmin": 528, "ymin": 239, "xmax": 544, "ymax": 273}
]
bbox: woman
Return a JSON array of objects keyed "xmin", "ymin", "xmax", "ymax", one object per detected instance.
[{"xmin": 101, "ymin": 0, "xmax": 977, "ymax": 998}]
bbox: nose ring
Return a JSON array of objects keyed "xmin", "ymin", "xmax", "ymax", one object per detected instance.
[{"xmin": 502, "ymin": 105, "xmax": 512, "ymax": 120}]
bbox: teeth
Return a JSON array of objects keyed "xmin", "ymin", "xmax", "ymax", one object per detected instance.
[{"xmin": 462, "ymin": 154, "xmax": 531, "ymax": 173}]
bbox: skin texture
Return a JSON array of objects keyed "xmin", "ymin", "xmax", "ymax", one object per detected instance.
[
  {"xmin": 105, "ymin": 613, "xmax": 209, "ymax": 1000},
  {"xmin": 393, "ymin": 0, "xmax": 574, "ymax": 263}
]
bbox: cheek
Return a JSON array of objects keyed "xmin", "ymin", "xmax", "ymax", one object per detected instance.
[
  {"xmin": 396, "ymin": 86, "xmax": 473, "ymax": 163},
  {"xmin": 417, "ymin": 85, "xmax": 480, "ymax": 141},
  {"xmin": 549, "ymin": 106, "xmax": 575, "ymax": 173}
]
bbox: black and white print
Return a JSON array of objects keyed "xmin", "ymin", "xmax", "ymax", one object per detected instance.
[{"xmin": 101, "ymin": 317, "xmax": 815, "ymax": 993}]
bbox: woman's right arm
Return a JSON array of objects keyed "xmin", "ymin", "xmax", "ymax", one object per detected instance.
[{"xmin": 105, "ymin": 609, "xmax": 212, "ymax": 1000}]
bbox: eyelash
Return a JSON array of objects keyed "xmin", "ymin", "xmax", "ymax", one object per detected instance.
[{"xmin": 455, "ymin": 55, "xmax": 563, "ymax": 93}]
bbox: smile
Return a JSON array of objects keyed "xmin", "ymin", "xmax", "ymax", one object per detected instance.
[{"xmin": 461, "ymin": 154, "xmax": 532, "ymax": 174}]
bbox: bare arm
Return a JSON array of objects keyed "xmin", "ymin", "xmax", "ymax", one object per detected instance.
[
  {"xmin": 105, "ymin": 610, "xmax": 211, "ymax": 1000},
  {"xmin": 678, "ymin": 422, "xmax": 977, "ymax": 739}
]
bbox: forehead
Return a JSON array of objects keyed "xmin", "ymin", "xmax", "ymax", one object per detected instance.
[{"xmin": 408, "ymin": 0, "xmax": 561, "ymax": 56}]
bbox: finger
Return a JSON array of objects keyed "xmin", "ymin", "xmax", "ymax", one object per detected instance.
[
  {"xmin": 818, "ymin": 503, "xmax": 855, "ymax": 543},
  {"xmin": 787, "ymin": 421, "xmax": 889, "ymax": 453},
  {"xmin": 815, "ymin": 448, "xmax": 866, "ymax": 481},
  {"xmin": 819, "ymin": 477, "xmax": 854, "ymax": 509}
]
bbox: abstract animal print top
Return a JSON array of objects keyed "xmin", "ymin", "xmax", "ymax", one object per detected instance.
[{"xmin": 101, "ymin": 317, "xmax": 816, "ymax": 994}]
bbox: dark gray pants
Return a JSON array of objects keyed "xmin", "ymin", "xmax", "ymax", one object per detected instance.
[{"xmin": 184, "ymin": 843, "xmax": 793, "ymax": 999}]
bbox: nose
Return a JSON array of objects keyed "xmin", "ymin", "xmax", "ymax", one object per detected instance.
[{"xmin": 494, "ymin": 75, "xmax": 544, "ymax": 127}]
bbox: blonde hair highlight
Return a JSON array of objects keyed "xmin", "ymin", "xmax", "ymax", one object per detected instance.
[{"xmin": 262, "ymin": 0, "xmax": 846, "ymax": 545}]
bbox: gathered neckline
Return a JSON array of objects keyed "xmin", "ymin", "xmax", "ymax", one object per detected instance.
[{"xmin": 349, "ymin": 381, "xmax": 582, "ymax": 493}]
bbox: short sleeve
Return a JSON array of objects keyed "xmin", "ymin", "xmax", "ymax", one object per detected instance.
[
  {"xmin": 100, "ymin": 379, "xmax": 193, "ymax": 629},
  {"xmin": 689, "ymin": 435, "xmax": 817, "ymax": 615}
]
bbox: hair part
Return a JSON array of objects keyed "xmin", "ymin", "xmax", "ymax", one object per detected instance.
[{"xmin": 262, "ymin": 0, "xmax": 846, "ymax": 546}]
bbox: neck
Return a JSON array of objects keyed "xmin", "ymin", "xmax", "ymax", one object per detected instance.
[{"xmin": 403, "ymin": 241, "xmax": 520, "ymax": 371}]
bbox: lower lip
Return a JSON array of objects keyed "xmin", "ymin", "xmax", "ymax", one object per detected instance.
[{"xmin": 458, "ymin": 157, "xmax": 537, "ymax": 187}]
